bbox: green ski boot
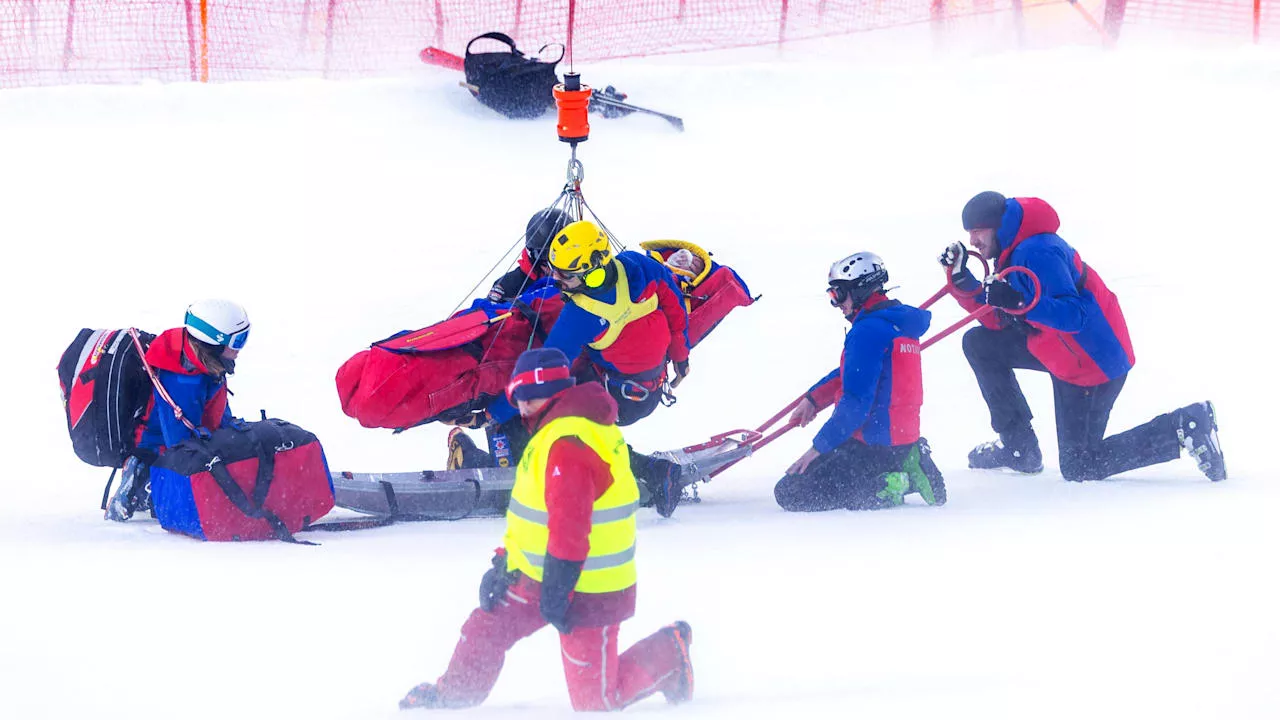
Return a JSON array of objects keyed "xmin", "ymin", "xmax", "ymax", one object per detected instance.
[
  {"xmin": 903, "ymin": 438, "xmax": 947, "ymax": 506},
  {"xmin": 874, "ymin": 471, "xmax": 910, "ymax": 507}
]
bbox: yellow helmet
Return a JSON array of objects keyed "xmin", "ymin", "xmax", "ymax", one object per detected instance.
[{"xmin": 548, "ymin": 220, "xmax": 612, "ymax": 274}]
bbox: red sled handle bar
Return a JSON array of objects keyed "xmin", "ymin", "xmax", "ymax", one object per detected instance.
[
  {"xmin": 705, "ymin": 419, "xmax": 800, "ymax": 479},
  {"xmin": 700, "ymin": 397, "xmax": 806, "ymax": 480},
  {"xmin": 919, "ymin": 265, "xmax": 1042, "ymax": 351},
  {"xmin": 682, "ymin": 429, "xmax": 763, "ymax": 453},
  {"xmin": 919, "ymin": 250, "xmax": 989, "ymax": 311}
]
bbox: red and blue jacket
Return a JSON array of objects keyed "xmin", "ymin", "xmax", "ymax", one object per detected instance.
[
  {"xmin": 488, "ymin": 251, "xmax": 688, "ymax": 424},
  {"xmin": 136, "ymin": 328, "xmax": 232, "ymax": 452},
  {"xmin": 807, "ymin": 297, "xmax": 930, "ymax": 453},
  {"xmin": 951, "ymin": 197, "xmax": 1135, "ymax": 387}
]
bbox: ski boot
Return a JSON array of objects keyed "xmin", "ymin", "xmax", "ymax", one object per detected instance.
[
  {"xmin": 446, "ymin": 428, "xmax": 491, "ymax": 471},
  {"xmin": 904, "ymin": 438, "xmax": 947, "ymax": 506},
  {"xmin": 629, "ymin": 447, "xmax": 684, "ymax": 518},
  {"xmin": 1176, "ymin": 401, "xmax": 1226, "ymax": 481},
  {"xmin": 871, "ymin": 472, "xmax": 909, "ymax": 508},
  {"xmin": 104, "ymin": 456, "xmax": 150, "ymax": 522},
  {"xmin": 399, "ymin": 682, "xmax": 443, "ymax": 710},
  {"xmin": 660, "ymin": 621, "xmax": 694, "ymax": 704},
  {"xmin": 968, "ymin": 426, "xmax": 1043, "ymax": 474},
  {"xmin": 648, "ymin": 458, "xmax": 684, "ymax": 519}
]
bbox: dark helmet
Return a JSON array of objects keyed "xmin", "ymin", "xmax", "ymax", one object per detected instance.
[{"xmin": 525, "ymin": 208, "xmax": 573, "ymax": 261}]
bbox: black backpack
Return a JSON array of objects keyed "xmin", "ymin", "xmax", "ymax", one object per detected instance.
[
  {"xmin": 57, "ymin": 328, "xmax": 158, "ymax": 468},
  {"xmin": 463, "ymin": 32, "xmax": 564, "ymax": 119}
]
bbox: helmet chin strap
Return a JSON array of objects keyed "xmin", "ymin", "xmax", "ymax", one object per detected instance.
[{"xmin": 844, "ymin": 288, "xmax": 885, "ymax": 321}]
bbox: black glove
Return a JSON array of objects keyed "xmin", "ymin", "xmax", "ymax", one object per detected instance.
[
  {"xmin": 488, "ymin": 267, "xmax": 532, "ymax": 303},
  {"xmin": 984, "ymin": 278, "xmax": 1024, "ymax": 310},
  {"xmin": 670, "ymin": 359, "xmax": 690, "ymax": 387},
  {"xmin": 937, "ymin": 242, "xmax": 970, "ymax": 279},
  {"xmin": 539, "ymin": 554, "xmax": 583, "ymax": 634},
  {"xmin": 479, "ymin": 549, "xmax": 517, "ymax": 612}
]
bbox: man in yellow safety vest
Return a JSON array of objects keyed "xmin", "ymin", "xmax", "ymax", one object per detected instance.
[{"xmin": 401, "ymin": 347, "xmax": 694, "ymax": 711}]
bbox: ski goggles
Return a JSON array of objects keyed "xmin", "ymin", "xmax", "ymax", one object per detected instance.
[
  {"xmin": 185, "ymin": 312, "xmax": 251, "ymax": 350},
  {"xmin": 226, "ymin": 327, "xmax": 251, "ymax": 350},
  {"xmin": 550, "ymin": 264, "xmax": 608, "ymax": 289},
  {"xmin": 827, "ymin": 283, "xmax": 849, "ymax": 307}
]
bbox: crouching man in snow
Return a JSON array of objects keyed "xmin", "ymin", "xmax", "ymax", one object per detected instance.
[
  {"xmin": 401, "ymin": 348, "xmax": 694, "ymax": 711},
  {"xmin": 777, "ymin": 252, "xmax": 947, "ymax": 511},
  {"xmin": 942, "ymin": 191, "xmax": 1225, "ymax": 481}
]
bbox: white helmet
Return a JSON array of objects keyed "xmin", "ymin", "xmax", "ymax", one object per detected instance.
[
  {"xmin": 827, "ymin": 252, "xmax": 888, "ymax": 306},
  {"xmin": 184, "ymin": 299, "xmax": 250, "ymax": 350}
]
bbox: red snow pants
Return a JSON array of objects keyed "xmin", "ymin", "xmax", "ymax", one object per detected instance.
[{"xmin": 434, "ymin": 581, "xmax": 688, "ymax": 710}]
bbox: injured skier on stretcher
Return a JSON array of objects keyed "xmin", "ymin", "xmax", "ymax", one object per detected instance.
[{"xmin": 334, "ymin": 240, "xmax": 756, "ymax": 515}]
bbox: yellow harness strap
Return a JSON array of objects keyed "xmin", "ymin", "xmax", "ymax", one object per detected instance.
[{"xmin": 569, "ymin": 259, "xmax": 660, "ymax": 351}]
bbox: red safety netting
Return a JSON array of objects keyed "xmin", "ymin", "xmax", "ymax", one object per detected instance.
[
  {"xmin": 1124, "ymin": 0, "xmax": 1266, "ymax": 39},
  {"xmin": 0, "ymin": 1, "xmax": 1274, "ymax": 89}
]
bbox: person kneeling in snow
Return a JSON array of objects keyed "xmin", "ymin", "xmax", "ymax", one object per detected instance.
[
  {"xmin": 942, "ymin": 191, "xmax": 1225, "ymax": 481},
  {"xmin": 105, "ymin": 299, "xmax": 250, "ymax": 522},
  {"xmin": 400, "ymin": 348, "xmax": 694, "ymax": 712},
  {"xmin": 776, "ymin": 253, "xmax": 947, "ymax": 511}
]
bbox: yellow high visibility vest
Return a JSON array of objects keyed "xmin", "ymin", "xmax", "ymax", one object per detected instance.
[
  {"xmin": 569, "ymin": 259, "xmax": 660, "ymax": 351},
  {"xmin": 504, "ymin": 415, "xmax": 639, "ymax": 594}
]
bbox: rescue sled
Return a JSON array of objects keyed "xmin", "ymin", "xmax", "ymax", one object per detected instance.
[{"xmin": 332, "ymin": 429, "xmax": 761, "ymax": 520}]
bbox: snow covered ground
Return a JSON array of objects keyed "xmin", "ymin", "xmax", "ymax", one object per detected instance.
[{"xmin": 2, "ymin": 31, "xmax": 1279, "ymax": 720}]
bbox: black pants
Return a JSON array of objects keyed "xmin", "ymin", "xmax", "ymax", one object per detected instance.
[
  {"xmin": 774, "ymin": 439, "xmax": 917, "ymax": 512},
  {"xmin": 962, "ymin": 326, "xmax": 1181, "ymax": 481}
]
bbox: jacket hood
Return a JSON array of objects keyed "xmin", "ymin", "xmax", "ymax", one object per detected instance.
[
  {"xmin": 145, "ymin": 328, "xmax": 214, "ymax": 376},
  {"xmin": 997, "ymin": 197, "xmax": 1061, "ymax": 255},
  {"xmin": 857, "ymin": 300, "xmax": 932, "ymax": 339}
]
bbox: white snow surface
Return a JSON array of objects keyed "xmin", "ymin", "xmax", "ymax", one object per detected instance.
[{"xmin": 2, "ymin": 36, "xmax": 1279, "ymax": 720}]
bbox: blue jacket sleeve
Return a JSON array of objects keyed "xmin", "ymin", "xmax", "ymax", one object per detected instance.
[
  {"xmin": 486, "ymin": 302, "xmax": 601, "ymax": 425},
  {"xmin": 811, "ymin": 321, "xmax": 889, "ymax": 454},
  {"xmin": 954, "ymin": 266, "xmax": 983, "ymax": 293},
  {"xmin": 542, "ymin": 301, "xmax": 606, "ymax": 363},
  {"xmin": 1011, "ymin": 246, "xmax": 1087, "ymax": 333},
  {"xmin": 153, "ymin": 371, "xmax": 210, "ymax": 447}
]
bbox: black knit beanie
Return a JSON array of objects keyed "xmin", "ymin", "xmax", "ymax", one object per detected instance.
[{"xmin": 961, "ymin": 191, "xmax": 1007, "ymax": 231}]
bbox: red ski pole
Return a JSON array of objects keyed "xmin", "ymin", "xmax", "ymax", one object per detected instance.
[{"xmin": 919, "ymin": 266, "xmax": 1041, "ymax": 351}]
